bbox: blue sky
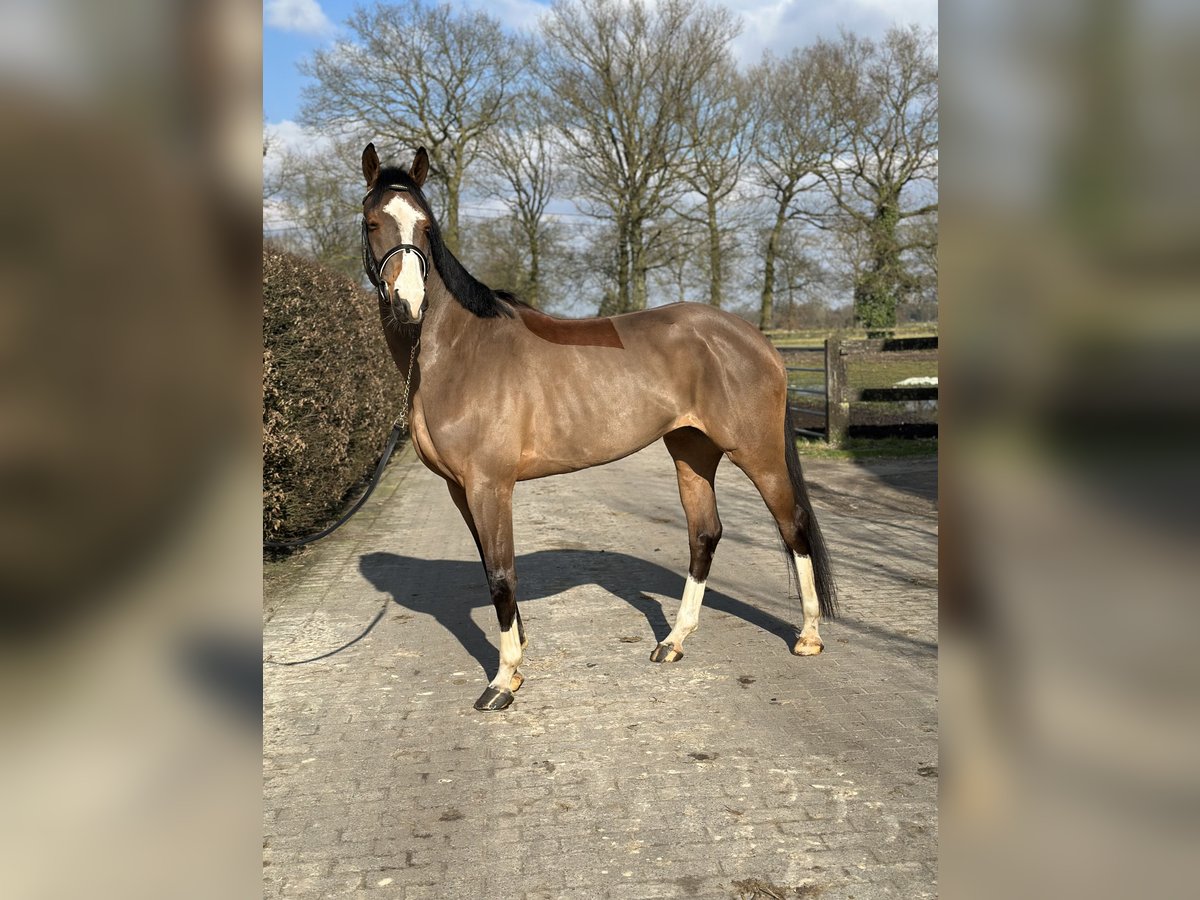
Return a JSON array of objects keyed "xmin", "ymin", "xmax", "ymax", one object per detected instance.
[
  {"xmin": 264, "ymin": 0, "xmax": 937, "ymax": 126},
  {"xmin": 264, "ymin": 0, "xmax": 352, "ymax": 124},
  {"xmin": 264, "ymin": 0, "xmax": 556, "ymax": 123}
]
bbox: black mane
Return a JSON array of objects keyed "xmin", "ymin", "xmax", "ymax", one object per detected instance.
[{"xmin": 366, "ymin": 165, "xmax": 517, "ymax": 319}]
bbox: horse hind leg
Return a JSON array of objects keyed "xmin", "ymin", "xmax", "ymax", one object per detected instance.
[
  {"xmin": 727, "ymin": 438, "xmax": 830, "ymax": 657},
  {"xmin": 790, "ymin": 552, "xmax": 823, "ymax": 655},
  {"xmin": 652, "ymin": 428, "xmax": 724, "ymax": 663}
]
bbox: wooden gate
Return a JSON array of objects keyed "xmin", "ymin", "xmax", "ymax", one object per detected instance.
[{"xmin": 779, "ymin": 336, "xmax": 939, "ymax": 445}]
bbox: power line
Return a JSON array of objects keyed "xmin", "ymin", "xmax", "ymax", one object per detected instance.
[{"xmin": 264, "ymin": 210, "xmax": 613, "ymax": 234}]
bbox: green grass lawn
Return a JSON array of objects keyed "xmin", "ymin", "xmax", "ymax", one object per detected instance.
[
  {"xmin": 775, "ymin": 327, "xmax": 938, "ymax": 391},
  {"xmin": 785, "ymin": 355, "xmax": 938, "ymax": 392},
  {"xmin": 795, "ymin": 435, "xmax": 938, "ymax": 460}
]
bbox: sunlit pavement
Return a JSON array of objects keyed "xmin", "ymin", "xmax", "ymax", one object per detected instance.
[{"xmin": 264, "ymin": 442, "xmax": 937, "ymax": 899}]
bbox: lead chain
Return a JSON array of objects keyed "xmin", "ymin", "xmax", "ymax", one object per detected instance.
[{"xmin": 396, "ymin": 337, "xmax": 420, "ymax": 431}]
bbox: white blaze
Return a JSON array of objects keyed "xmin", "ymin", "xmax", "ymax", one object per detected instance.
[{"xmin": 381, "ymin": 195, "xmax": 428, "ymax": 319}]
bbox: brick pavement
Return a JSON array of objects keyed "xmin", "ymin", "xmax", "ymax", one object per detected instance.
[{"xmin": 264, "ymin": 442, "xmax": 938, "ymax": 899}]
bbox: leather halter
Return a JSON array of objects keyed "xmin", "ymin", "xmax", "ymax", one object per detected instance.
[{"xmin": 361, "ymin": 184, "xmax": 429, "ymax": 305}]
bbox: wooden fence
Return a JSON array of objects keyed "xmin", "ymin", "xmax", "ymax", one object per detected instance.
[{"xmin": 779, "ymin": 335, "xmax": 938, "ymax": 445}]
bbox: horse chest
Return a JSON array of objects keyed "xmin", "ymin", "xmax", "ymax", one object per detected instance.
[{"xmin": 408, "ymin": 395, "xmax": 454, "ymax": 480}]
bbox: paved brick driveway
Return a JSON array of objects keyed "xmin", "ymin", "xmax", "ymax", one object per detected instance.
[{"xmin": 264, "ymin": 442, "xmax": 938, "ymax": 899}]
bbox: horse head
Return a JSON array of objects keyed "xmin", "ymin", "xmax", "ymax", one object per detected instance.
[{"xmin": 360, "ymin": 143, "xmax": 432, "ymax": 324}]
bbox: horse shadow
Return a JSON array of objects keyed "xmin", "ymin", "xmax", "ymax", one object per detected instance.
[{"xmin": 355, "ymin": 549, "xmax": 800, "ymax": 677}]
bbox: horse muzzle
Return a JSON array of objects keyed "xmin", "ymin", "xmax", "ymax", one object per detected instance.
[{"xmin": 391, "ymin": 293, "xmax": 428, "ymax": 324}]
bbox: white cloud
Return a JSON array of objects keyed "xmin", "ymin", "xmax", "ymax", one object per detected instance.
[
  {"xmin": 262, "ymin": 121, "xmax": 341, "ymax": 231},
  {"xmin": 265, "ymin": 0, "xmax": 333, "ymax": 37},
  {"xmin": 264, "ymin": 119, "xmax": 330, "ymax": 158},
  {"xmin": 726, "ymin": 0, "xmax": 937, "ymax": 65},
  {"xmin": 457, "ymin": 0, "xmax": 551, "ymax": 32}
]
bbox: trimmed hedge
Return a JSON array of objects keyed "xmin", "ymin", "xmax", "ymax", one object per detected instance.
[{"xmin": 263, "ymin": 247, "xmax": 404, "ymax": 544}]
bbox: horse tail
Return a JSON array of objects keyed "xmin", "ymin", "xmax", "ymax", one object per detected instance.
[{"xmin": 783, "ymin": 405, "xmax": 839, "ymax": 619}]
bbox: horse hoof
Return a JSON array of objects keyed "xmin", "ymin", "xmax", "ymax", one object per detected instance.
[
  {"xmin": 509, "ymin": 672, "xmax": 525, "ymax": 693},
  {"xmin": 474, "ymin": 686, "xmax": 515, "ymax": 711},
  {"xmin": 792, "ymin": 637, "xmax": 824, "ymax": 656},
  {"xmin": 650, "ymin": 643, "xmax": 683, "ymax": 663}
]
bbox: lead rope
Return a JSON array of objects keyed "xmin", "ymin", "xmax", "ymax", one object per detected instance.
[{"xmin": 264, "ymin": 336, "xmax": 420, "ymax": 551}]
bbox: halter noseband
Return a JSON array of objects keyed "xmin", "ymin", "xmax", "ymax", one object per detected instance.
[{"xmin": 362, "ymin": 184, "xmax": 430, "ymax": 305}]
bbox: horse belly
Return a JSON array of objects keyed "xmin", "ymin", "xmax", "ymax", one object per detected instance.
[{"xmin": 515, "ymin": 368, "xmax": 687, "ymax": 479}]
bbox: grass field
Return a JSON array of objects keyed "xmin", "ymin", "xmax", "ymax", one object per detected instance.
[
  {"xmin": 794, "ymin": 435, "xmax": 938, "ymax": 460},
  {"xmin": 773, "ymin": 326, "xmax": 939, "ymax": 392},
  {"xmin": 784, "ymin": 354, "xmax": 939, "ymax": 392}
]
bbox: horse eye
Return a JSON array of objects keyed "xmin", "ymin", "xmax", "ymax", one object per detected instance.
[{"xmin": 367, "ymin": 222, "xmax": 379, "ymax": 231}]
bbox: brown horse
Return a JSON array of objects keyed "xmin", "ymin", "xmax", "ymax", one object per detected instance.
[{"xmin": 360, "ymin": 144, "xmax": 836, "ymax": 711}]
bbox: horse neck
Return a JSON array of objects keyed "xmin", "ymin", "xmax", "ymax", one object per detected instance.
[
  {"xmin": 377, "ymin": 274, "xmax": 471, "ymax": 364},
  {"xmin": 408, "ymin": 273, "xmax": 489, "ymax": 380}
]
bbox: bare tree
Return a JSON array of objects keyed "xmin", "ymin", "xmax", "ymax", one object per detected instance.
[
  {"xmin": 266, "ymin": 139, "xmax": 363, "ymax": 278},
  {"xmin": 650, "ymin": 215, "xmax": 709, "ymax": 306},
  {"xmin": 676, "ymin": 58, "xmax": 755, "ymax": 308},
  {"xmin": 768, "ymin": 225, "xmax": 836, "ymax": 330},
  {"xmin": 749, "ymin": 47, "xmax": 837, "ymax": 330},
  {"xmin": 541, "ymin": 0, "xmax": 740, "ymax": 312},
  {"xmin": 298, "ymin": 0, "xmax": 526, "ymax": 253},
  {"xmin": 460, "ymin": 211, "xmax": 570, "ymax": 313},
  {"xmin": 899, "ymin": 208, "xmax": 937, "ymax": 321},
  {"xmin": 813, "ymin": 26, "xmax": 938, "ymax": 329},
  {"xmin": 480, "ymin": 97, "xmax": 559, "ymax": 309},
  {"xmin": 263, "ymin": 128, "xmax": 279, "ymax": 202}
]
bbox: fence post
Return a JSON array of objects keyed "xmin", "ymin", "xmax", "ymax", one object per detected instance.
[{"xmin": 825, "ymin": 337, "xmax": 849, "ymax": 446}]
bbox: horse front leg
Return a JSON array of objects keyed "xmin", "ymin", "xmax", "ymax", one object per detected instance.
[
  {"xmin": 459, "ymin": 478, "xmax": 524, "ymax": 711},
  {"xmin": 447, "ymin": 478, "xmax": 529, "ymax": 651}
]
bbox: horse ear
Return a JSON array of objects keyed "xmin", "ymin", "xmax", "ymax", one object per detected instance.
[
  {"xmin": 362, "ymin": 143, "xmax": 380, "ymax": 187},
  {"xmin": 410, "ymin": 147, "xmax": 429, "ymax": 187}
]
